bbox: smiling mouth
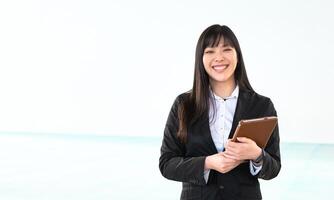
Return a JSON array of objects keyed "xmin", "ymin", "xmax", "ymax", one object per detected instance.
[{"xmin": 212, "ymin": 64, "xmax": 228, "ymax": 71}]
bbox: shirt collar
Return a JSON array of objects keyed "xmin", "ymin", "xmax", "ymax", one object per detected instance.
[{"xmin": 211, "ymin": 85, "xmax": 239, "ymax": 101}]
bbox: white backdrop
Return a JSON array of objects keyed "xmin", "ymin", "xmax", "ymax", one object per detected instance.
[{"xmin": 0, "ymin": 0, "xmax": 333, "ymax": 143}]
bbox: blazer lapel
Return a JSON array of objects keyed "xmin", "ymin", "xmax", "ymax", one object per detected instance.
[
  {"xmin": 228, "ymin": 89, "xmax": 251, "ymax": 139},
  {"xmin": 198, "ymin": 114, "xmax": 219, "ymax": 154}
]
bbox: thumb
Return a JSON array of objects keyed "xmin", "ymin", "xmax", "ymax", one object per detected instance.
[
  {"xmin": 218, "ymin": 152, "xmax": 225, "ymax": 156},
  {"xmin": 236, "ymin": 137, "xmax": 251, "ymax": 143}
]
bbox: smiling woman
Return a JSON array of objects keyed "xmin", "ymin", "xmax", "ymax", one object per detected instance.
[
  {"xmin": 159, "ymin": 25, "xmax": 281, "ymax": 200},
  {"xmin": 202, "ymin": 38, "xmax": 238, "ymax": 89}
]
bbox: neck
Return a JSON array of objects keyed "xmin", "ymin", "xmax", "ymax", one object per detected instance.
[{"xmin": 210, "ymin": 80, "xmax": 236, "ymax": 98}]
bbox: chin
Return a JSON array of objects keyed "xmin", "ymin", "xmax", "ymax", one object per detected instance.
[{"xmin": 211, "ymin": 76, "xmax": 234, "ymax": 84}]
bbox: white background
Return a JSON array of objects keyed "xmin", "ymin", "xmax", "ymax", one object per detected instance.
[{"xmin": 0, "ymin": 0, "xmax": 333, "ymax": 143}]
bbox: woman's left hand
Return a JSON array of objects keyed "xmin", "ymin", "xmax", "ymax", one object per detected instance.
[{"xmin": 224, "ymin": 137, "xmax": 262, "ymax": 161}]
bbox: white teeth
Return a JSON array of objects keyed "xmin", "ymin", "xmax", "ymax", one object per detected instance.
[
  {"xmin": 213, "ymin": 65, "xmax": 227, "ymax": 69},
  {"xmin": 212, "ymin": 65, "xmax": 228, "ymax": 72}
]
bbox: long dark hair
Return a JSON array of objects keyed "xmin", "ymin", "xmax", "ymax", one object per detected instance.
[{"xmin": 177, "ymin": 24, "xmax": 254, "ymax": 143}]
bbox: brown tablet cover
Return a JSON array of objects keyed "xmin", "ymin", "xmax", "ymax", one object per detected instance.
[{"xmin": 231, "ymin": 116, "xmax": 278, "ymax": 148}]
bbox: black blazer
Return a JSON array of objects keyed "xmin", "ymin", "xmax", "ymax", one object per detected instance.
[{"xmin": 159, "ymin": 89, "xmax": 281, "ymax": 200}]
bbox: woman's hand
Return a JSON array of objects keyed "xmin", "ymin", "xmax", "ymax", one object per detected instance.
[
  {"xmin": 224, "ymin": 137, "xmax": 262, "ymax": 161},
  {"xmin": 205, "ymin": 152, "xmax": 244, "ymax": 173}
]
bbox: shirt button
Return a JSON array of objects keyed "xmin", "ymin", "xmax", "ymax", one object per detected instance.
[{"xmin": 219, "ymin": 185, "xmax": 224, "ymax": 189}]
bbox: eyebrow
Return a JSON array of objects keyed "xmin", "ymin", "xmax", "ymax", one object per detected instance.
[{"xmin": 205, "ymin": 44, "xmax": 232, "ymax": 48}]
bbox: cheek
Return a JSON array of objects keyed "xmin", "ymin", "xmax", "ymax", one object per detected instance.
[
  {"xmin": 227, "ymin": 55, "xmax": 237, "ymax": 68},
  {"xmin": 233, "ymin": 53, "xmax": 238, "ymax": 63},
  {"xmin": 202, "ymin": 56, "xmax": 212, "ymax": 68},
  {"xmin": 202, "ymin": 57, "xmax": 208, "ymax": 69}
]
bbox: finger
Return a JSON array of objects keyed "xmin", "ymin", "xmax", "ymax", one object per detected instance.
[
  {"xmin": 225, "ymin": 144, "xmax": 240, "ymax": 154},
  {"xmin": 218, "ymin": 152, "xmax": 225, "ymax": 156},
  {"xmin": 226, "ymin": 140, "xmax": 239, "ymax": 148},
  {"xmin": 224, "ymin": 154, "xmax": 239, "ymax": 161},
  {"xmin": 223, "ymin": 149, "xmax": 235, "ymax": 157},
  {"xmin": 222, "ymin": 152, "xmax": 233, "ymax": 158},
  {"xmin": 225, "ymin": 140, "xmax": 231, "ymax": 148},
  {"xmin": 236, "ymin": 137, "xmax": 253, "ymax": 143},
  {"xmin": 222, "ymin": 153, "xmax": 240, "ymax": 161},
  {"xmin": 226, "ymin": 139, "xmax": 233, "ymax": 145}
]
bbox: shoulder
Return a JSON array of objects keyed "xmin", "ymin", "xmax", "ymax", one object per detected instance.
[
  {"xmin": 240, "ymin": 89, "xmax": 276, "ymax": 115},
  {"xmin": 167, "ymin": 91, "xmax": 191, "ymax": 114},
  {"xmin": 174, "ymin": 91, "xmax": 191, "ymax": 105},
  {"xmin": 241, "ymin": 89, "xmax": 273, "ymax": 104}
]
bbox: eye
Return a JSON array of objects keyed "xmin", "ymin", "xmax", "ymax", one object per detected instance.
[
  {"xmin": 223, "ymin": 48, "xmax": 233, "ymax": 52},
  {"xmin": 204, "ymin": 50, "xmax": 215, "ymax": 54}
]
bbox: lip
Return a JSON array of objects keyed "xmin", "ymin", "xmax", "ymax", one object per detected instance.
[{"xmin": 212, "ymin": 64, "xmax": 228, "ymax": 71}]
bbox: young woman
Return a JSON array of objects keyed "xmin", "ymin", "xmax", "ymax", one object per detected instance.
[{"xmin": 159, "ymin": 25, "xmax": 281, "ymax": 200}]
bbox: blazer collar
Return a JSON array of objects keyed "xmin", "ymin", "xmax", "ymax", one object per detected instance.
[{"xmin": 228, "ymin": 89, "xmax": 252, "ymax": 139}]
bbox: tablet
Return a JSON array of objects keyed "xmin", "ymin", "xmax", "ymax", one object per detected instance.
[{"xmin": 231, "ymin": 116, "xmax": 278, "ymax": 148}]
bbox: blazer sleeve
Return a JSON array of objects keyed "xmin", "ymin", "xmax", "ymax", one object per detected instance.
[
  {"xmin": 257, "ymin": 99, "xmax": 281, "ymax": 180},
  {"xmin": 159, "ymin": 96, "xmax": 207, "ymax": 186}
]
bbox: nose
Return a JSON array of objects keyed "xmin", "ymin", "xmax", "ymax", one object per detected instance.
[{"xmin": 215, "ymin": 52, "xmax": 224, "ymax": 62}]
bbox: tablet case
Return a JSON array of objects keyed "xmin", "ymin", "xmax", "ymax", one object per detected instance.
[{"xmin": 231, "ymin": 116, "xmax": 278, "ymax": 148}]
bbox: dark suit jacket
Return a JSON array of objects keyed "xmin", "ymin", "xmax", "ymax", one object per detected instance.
[{"xmin": 159, "ymin": 89, "xmax": 281, "ymax": 200}]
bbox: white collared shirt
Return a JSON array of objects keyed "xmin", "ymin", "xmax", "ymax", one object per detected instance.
[
  {"xmin": 204, "ymin": 85, "xmax": 262, "ymax": 183},
  {"xmin": 208, "ymin": 86, "xmax": 239, "ymax": 153}
]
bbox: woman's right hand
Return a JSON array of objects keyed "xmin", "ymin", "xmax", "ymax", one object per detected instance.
[{"xmin": 204, "ymin": 152, "xmax": 244, "ymax": 173}]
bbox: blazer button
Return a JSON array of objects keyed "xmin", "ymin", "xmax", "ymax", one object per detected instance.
[{"xmin": 219, "ymin": 185, "xmax": 224, "ymax": 189}]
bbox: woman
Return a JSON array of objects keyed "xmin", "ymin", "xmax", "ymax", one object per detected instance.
[{"xmin": 159, "ymin": 24, "xmax": 281, "ymax": 200}]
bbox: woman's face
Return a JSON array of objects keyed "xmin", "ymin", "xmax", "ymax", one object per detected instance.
[{"xmin": 202, "ymin": 38, "xmax": 238, "ymax": 87}]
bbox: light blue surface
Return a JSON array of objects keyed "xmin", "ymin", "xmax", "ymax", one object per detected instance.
[{"xmin": 0, "ymin": 133, "xmax": 333, "ymax": 199}]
